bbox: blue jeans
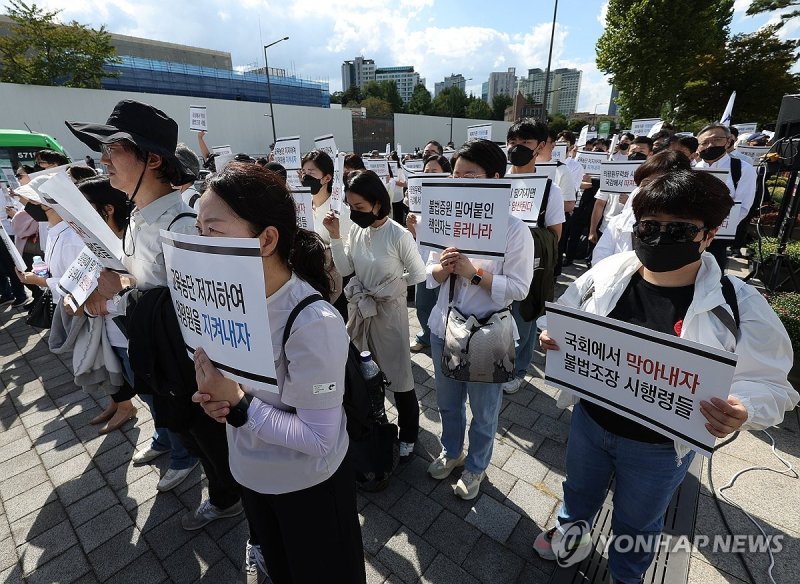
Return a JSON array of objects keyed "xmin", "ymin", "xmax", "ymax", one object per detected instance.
[
  {"xmin": 112, "ymin": 346, "xmax": 196, "ymax": 471},
  {"xmin": 510, "ymin": 300, "xmax": 536, "ymax": 380},
  {"xmin": 414, "ymin": 282, "xmax": 438, "ymax": 346},
  {"xmin": 430, "ymin": 334, "xmax": 504, "ymax": 474},
  {"xmin": 558, "ymin": 402, "xmax": 695, "ymax": 584}
]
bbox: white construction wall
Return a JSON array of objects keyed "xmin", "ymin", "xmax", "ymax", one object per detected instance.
[{"xmin": 394, "ymin": 113, "xmax": 512, "ymax": 152}]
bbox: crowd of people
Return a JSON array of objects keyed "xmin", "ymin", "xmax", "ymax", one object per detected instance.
[{"xmin": 0, "ymin": 98, "xmax": 798, "ymax": 584}]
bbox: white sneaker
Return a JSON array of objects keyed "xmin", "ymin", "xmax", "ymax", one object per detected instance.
[
  {"xmin": 157, "ymin": 463, "xmax": 198, "ymax": 492},
  {"xmin": 181, "ymin": 499, "xmax": 244, "ymax": 531},
  {"xmin": 240, "ymin": 540, "xmax": 269, "ymax": 584},
  {"xmin": 427, "ymin": 450, "xmax": 466, "ymax": 480},
  {"xmin": 454, "ymin": 470, "xmax": 485, "ymax": 500},
  {"xmin": 502, "ymin": 377, "xmax": 524, "ymax": 394},
  {"xmin": 399, "ymin": 441, "xmax": 415, "ymax": 462},
  {"xmin": 132, "ymin": 445, "xmax": 169, "ymax": 465}
]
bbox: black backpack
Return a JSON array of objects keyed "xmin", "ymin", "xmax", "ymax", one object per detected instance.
[{"xmin": 282, "ymin": 294, "xmax": 388, "ymax": 441}]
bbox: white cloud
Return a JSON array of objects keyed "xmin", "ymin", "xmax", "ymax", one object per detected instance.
[{"xmin": 597, "ymin": 1, "xmax": 609, "ymax": 27}]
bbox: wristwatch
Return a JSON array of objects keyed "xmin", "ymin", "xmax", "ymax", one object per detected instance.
[
  {"xmin": 470, "ymin": 268, "xmax": 484, "ymax": 286},
  {"xmin": 225, "ymin": 394, "xmax": 252, "ymax": 428}
]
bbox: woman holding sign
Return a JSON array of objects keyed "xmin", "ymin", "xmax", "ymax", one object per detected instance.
[
  {"xmin": 191, "ymin": 163, "xmax": 366, "ymax": 584},
  {"xmin": 535, "ymin": 170, "xmax": 798, "ymax": 583},
  {"xmin": 323, "ymin": 170, "xmax": 427, "ymax": 463}
]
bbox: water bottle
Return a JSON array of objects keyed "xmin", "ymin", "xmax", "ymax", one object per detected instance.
[
  {"xmin": 360, "ymin": 351, "xmax": 387, "ymax": 421},
  {"xmin": 31, "ymin": 256, "xmax": 49, "ymax": 278}
]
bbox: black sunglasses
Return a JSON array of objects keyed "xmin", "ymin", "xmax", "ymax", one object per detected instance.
[{"xmin": 633, "ymin": 220, "xmax": 708, "ymax": 244}]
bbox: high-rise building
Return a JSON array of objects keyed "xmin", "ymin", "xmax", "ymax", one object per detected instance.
[
  {"xmin": 341, "ymin": 56, "xmax": 376, "ymax": 91},
  {"xmin": 608, "ymin": 85, "xmax": 619, "ymax": 117},
  {"xmin": 375, "ymin": 66, "xmax": 423, "ymax": 104},
  {"xmin": 481, "ymin": 82, "xmax": 489, "ymax": 102},
  {"xmin": 487, "ymin": 68, "xmax": 517, "ymax": 103},
  {"xmin": 434, "ymin": 73, "xmax": 467, "ymax": 98},
  {"xmin": 517, "ymin": 67, "xmax": 582, "ymax": 116}
]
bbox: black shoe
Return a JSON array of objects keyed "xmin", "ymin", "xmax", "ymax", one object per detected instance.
[{"xmin": 11, "ymin": 296, "xmax": 29, "ymax": 307}]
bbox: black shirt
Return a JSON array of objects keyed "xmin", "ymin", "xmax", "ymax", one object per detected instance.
[{"xmin": 582, "ymin": 272, "xmax": 695, "ymax": 443}]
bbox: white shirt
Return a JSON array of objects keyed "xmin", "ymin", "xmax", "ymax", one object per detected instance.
[
  {"xmin": 180, "ymin": 186, "xmax": 201, "ymax": 209},
  {"xmin": 555, "ymin": 164, "xmax": 577, "ymax": 203},
  {"xmin": 44, "ymin": 221, "xmax": 85, "ymax": 301},
  {"xmin": 511, "ymin": 170, "xmax": 566, "ymax": 226},
  {"xmin": 695, "ymin": 153, "xmax": 757, "ymax": 218},
  {"xmin": 312, "ymin": 194, "xmax": 352, "ymax": 246},
  {"xmin": 228, "ymin": 274, "xmax": 350, "ymax": 494},
  {"xmin": 564, "ymin": 157, "xmax": 585, "ymax": 197},
  {"xmin": 594, "ymin": 190, "xmax": 626, "ymax": 233},
  {"xmin": 425, "ymin": 216, "xmax": 535, "ymax": 339}
]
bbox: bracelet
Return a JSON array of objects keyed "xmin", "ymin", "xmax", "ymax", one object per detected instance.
[{"xmin": 225, "ymin": 394, "xmax": 252, "ymax": 428}]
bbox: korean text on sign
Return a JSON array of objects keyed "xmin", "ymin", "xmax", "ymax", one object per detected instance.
[
  {"xmin": 189, "ymin": 105, "xmax": 207, "ymax": 132},
  {"xmin": 273, "ymin": 136, "xmax": 301, "ymax": 170},
  {"xmin": 544, "ymin": 303, "xmax": 737, "ymax": 457},
  {"xmin": 58, "ymin": 246, "xmax": 104, "ymax": 307},
  {"xmin": 576, "ymin": 151, "xmax": 608, "ymax": 177},
  {"xmin": 508, "ymin": 174, "xmax": 551, "ymax": 226},
  {"xmin": 291, "ymin": 188, "xmax": 315, "ymax": 231},
  {"xmin": 599, "ymin": 161, "xmax": 643, "ymax": 194}
]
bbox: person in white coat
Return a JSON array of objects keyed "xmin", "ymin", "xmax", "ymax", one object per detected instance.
[{"xmin": 534, "ymin": 169, "xmax": 798, "ymax": 584}]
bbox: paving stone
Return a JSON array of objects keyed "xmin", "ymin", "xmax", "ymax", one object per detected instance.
[
  {"xmin": 215, "ymin": 518, "xmax": 249, "ymax": 566},
  {"xmin": 18, "ymin": 401, "xmax": 59, "ymax": 428},
  {"xmin": 5, "ymin": 482, "xmax": 57, "ymax": 523},
  {"xmin": 420, "ymin": 553, "xmax": 480, "ymax": 584},
  {"xmin": 87, "ymin": 525, "xmax": 147, "ymax": 581},
  {"xmin": 502, "ymin": 450, "xmax": 549, "ymax": 485},
  {"xmin": 462, "ymin": 535, "xmax": 526, "ymax": 584},
  {"xmin": 101, "ymin": 549, "xmax": 167, "ymax": 584},
  {"xmin": 0, "ymin": 562, "xmax": 24, "ymax": 584},
  {"xmin": 505, "ymin": 481, "xmax": 559, "ymax": 527},
  {"xmin": 17, "ymin": 519, "xmax": 75, "ymax": 576},
  {"xmin": 92, "ymin": 441, "xmax": 135, "ymax": 474},
  {"xmin": 423, "ymin": 508, "xmax": 481, "ymax": 565},
  {"xmin": 25, "ymin": 544, "xmax": 91, "ymax": 584},
  {"xmin": 502, "ymin": 402, "xmax": 540, "ymax": 429},
  {"xmin": 119, "ymin": 470, "xmax": 163, "ymax": 512},
  {"xmin": 142, "ymin": 511, "xmax": 195, "ymax": 560},
  {"xmin": 502, "ymin": 425, "xmax": 545, "ymax": 456},
  {"xmin": 515, "ymin": 564, "xmax": 551, "ymax": 584},
  {"xmin": 397, "ymin": 456, "xmax": 439, "ymax": 495},
  {"xmin": 505, "ymin": 518, "xmax": 556, "ymax": 577},
  {"xmin": 687, "ymin": 554, "xmax": 749, "ymax": 584},
  {"xmin": 0, "ymin": 448, "xmax": 39, "ymax": 484},
  {"xmin": 533, "ymin": 438, "xmax": 567, "ymax": 472},
  {"xmin": 428, "ymin": 477, "xmax": 476, "ymax": 520},
  {"xmin": 9, "ymin": 499, "xmax": 67, "ymax": 547},
  {"xmin": 65, "ymin": 486, "xmax": 119, "ymax": 529},
  {"xmin": 78, "ymin": 426, "xmax": 129, "ymax": 458},
  {"xmin": 0, "ymin": 464, "xmax": 48, "ymax": 500},
  {"xmin": 362, "ymin": 475, "xmax": 411, "ymax": 512},
  {"xmin": 104, "ymin": 456, "xmax": 155, "ymax": 492},
  {"xmin": 76, "ymin": 504, "xmax": 134, "ymax": 553},
  {"xmin": 531, "ymin": 415, "xmax": 570, "ymax": 444},
  {"xmin": 489, "ymin": 438, "xmax": 515, "ymax": 468},
  {"xmin": 161, "ymin": 531, "xmax": 225, "ymax": 584},
  {"xmin": 0, "ymin": 436, "xmax": 33, "ymax": 464},
  {"xmin": 55, "ymin": 468, "xmax": 106, "ymax": 507},
  {"xmin": 376, "ymin": 526, "xmax": 437, "ymax": 584},
  {"xmin": 0, "ymin": 423, "xmax": 27, "ymax": 448},
  {"xmin": 40, "ymin": 438, "xmax": 85, "ymax": 470},
  {"xmin": 360, "ymin": 503, "xmax": 401, "ymax": 556},
  {"xmin": 483, "ymin": 463, "xmax": 519, "ymax": 502},
  {"xmin": 365, "ymin": 553, "xmax": 393, "ymax": 584},
  {"xmin": 198, "ymin": 557, "xmax": 239, "ymax": 583},
  {"xmin": 33, "ymin": 423, "xmax": 77, "ymax": 455},
  {"xmin": 130, "ymin": 491, "xmax": 184, "ymax": 531},
  {"xmin": 387, "ymin": 485, "xmax": 443, "ymax": 536},
  {"xmin": 48, "ymin": 451, "xmax": 94, "ymax": 487},
  {"xmin": 25, "ymin": 414, "xmax": 70, "ymax": 443},
  {"xmin": 465, "ymin": 494, "xmax": 521, "ymax": 543},
  {"xmin": 0, "ymin": 534, "xmax": 17, "ymax": 572},
  {"xmin": 528, "ymin": 394, "xmax": 564, "ymax": 419}
]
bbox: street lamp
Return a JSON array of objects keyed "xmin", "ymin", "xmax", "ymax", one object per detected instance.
[
  {"xmin": 593, "ymin": 102, "xmax": 604, "ymax": 131},
  {"xmin": 542, "ymin": 0, "xmax": 559, "ymax": 121},
  {"xmin": 449, "ymin": 77, "xmax": 472, "ymax": 145},
  {"xmin": 263, "ymin": 36, "xmax": 289, "ymax": 145}
]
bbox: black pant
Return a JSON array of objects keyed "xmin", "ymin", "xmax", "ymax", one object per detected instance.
[
  {"xmin": 394, "ymin": 388, "xmax": 419, "ymax": 443},
  {"xmin": 241, "ymin": 457, "xmax": 366, "ymax": 584},
  {"xmin": 177, "ymin": 413, "xmax": 240, "ymax": 509},
  {"xmin": 333, "ymin": 274, "xmax": 352, "ymax": 322},
  {"xmin": 0, "ymin": 243, "xmax": 26, "ymax": 300}
]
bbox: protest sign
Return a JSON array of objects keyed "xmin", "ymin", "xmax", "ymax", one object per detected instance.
[
  {"xmin": 544, "ymin": 303, "xmax": 737, "ymax": 457},
  {"xmin": 58, "ymin": 246, "xmax": 103, "ymax": 308},
  {"xmin": 0, "ymin": 221, "xmax": 26, "ymax": 272},
  {"xmin": 402, "ymin": 159, "xmax": 424, "ymax": 173},
  {"xmin": 161, "ymin": 230, "xmax": 278, "ymax": 396},
  {"xmin": 291, "ymin": 187, "xmax": 315, "ymax": 231},
  {"xmin": 389, "ymin": 161, "xmax": 400, "ymax": 177},
  {"xmin": 189, "ymin": 105, "xmax": 208, "ymax": 132},
  {"xmin": 406, "ymin": 174, "xmax": 449, "ymax": 214},
  {"xmin": 736, "ymin": 146, "xmax": 770, "ymax": 165},
  {"xmin": 631, "ymin": 118, "xmax": 661, "ymax": 137},
  {"xmin": 418, "ymin": 179, "xmax": 510, "ymax": 260},
  {"xmin": 695, "ymin": 167, "xmax": 738, "ymax": 239},
  {"xmin": 600, "ymin": 161, "xmax": 643, "ymax": 194},
  {"xmin": 551, "ymin": 143, "xmax": 568, "ymax": 163},
  {"xmin": 385, "ymin": 143, "xmax": 391, "ymax": 156},
  {"xmin": 598, "ymin": 120, "xmax": 611, "ymax": 137},
  {"xmin": 330, "ymin": 152, "xmax": 346, "ymax": 215},
  {"xmin": 214, "ymin": 153, "xmax": 235, "ymax": 172},
  {"xmin": 647, "ymin": 120, "xmax": 665, "ymax": 138},
  {"xmin": 467, "ymin": 124, "xmax": 492, "ymax": 142},
  {"xmin": 212, "ymin": 145, "xmax": 232, "ymax": 156},
  {"xmin": 1, "ymin": 167, "xmax": 18, "ymax": 189},
  {"xmin": 532, "ymin": 162, "xmax": 558, "ymax": 181},
  {"xmin": 508, "ymin": 174, "xmax": 552, "ymax": 226},
  {"xmin": 733, "ymin": 123, "xmax": 758, "ymax": 135},
  {"xmin": 36, "ymin": 173, "xmax": 127, "ymax": 271},
  {"xmin": 273, "ymin": 136, "xmax": 301, "ymax": 170},
  {"xmin": 314, "ymin": 134, "xmax": 337, "ymax": 159},
  {"xmin": 576, "ymin": 151, "xmax": 609, "ymax": 177},
  {"xmin": 285, "ymin": 172, "xmax": 303, "ymax": 191},
  {"xmin": 365, "ymin": 158, "xmax": 389, "ymax": 178},
  {"xmin": 577, "ymin": 125, "xmax": 589, "ymax": 147}
]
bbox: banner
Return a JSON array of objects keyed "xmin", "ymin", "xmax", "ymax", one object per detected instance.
[
  {"xmin": 330, "ymin": 152, "xmax": 346, "ymax": 215},
  {"xmin": 576, "ymin": 151, "xmax": 609, "ymax": 177},
  {"xmin": 291, "ymin": 187, "xmax": 315, "ymax": 231},
  {"xmin": 551, "ymin": 143, "xmax": 568, "ymax": 163},
  {"xmin": 576, "ymin": 125, "xmax": 589, "ymax": 147},
  {"xmin": 407, "ymin": 174, "xmax": 449, "ymax": 214},
  {"xmin": 733, "ymin": 123, "xmax": 758, "ymax": 135},
  {"xmin": 58, "ymin": 246, "xmax": 103, "ymax": 308},
  {"xmin": 544, "ymin": 303, "xmax": 737, "ymax": 457},
  {"xmin": 508, "ymin": 174, "xmax": 552, "ymax": 226},
  {"xmin": 36, "ymin": 173, "xmax": 127, "ymax": 271},
  {"xmin": 161, "ymin": 230, "xmax": 278, "ymax": 396},
  {"xmin": 418, "ymin": 179, "xmax": 510, "ymax": 260},
  {"xmin": 598, "ymin": 120, "xmax": 611, "ymax": 137},
  {"xmin": 214, "ymin": 153, "xmax": 235, "ymax": 172},
  {"xmin": 736, "ymin": 146, "xmax": 770, "ymax": 166},
  {"xmin": 720, "ymin": 91, "xmax": 736, "ymax": 126},
  {"xmin": 365, "ymin": 158, "xmax": 390, "ymax": 178},
  {"xmin": 189, "ymin": 105, "xmax": 208, "ymax": 132},
  {"xmin": 631, "ymin": 118, "xmax": 661, "ymax": 137},
  {"xmin": 314, "ymin": 134, "xmax": 337, "ymax": 159},
  {"xmin": 533, "ymin": 162, "xmax": 558, "ymax": 181},
  {"xmin": 647, "ymin": 120, "xmax": 665, "ymax": 138},
  {"xmin": 599, "ymin": 161, "xmax": 643, "ymax": 194},
  {"xmin": 467, "ymin": 124, "xmax": 492, "ymax": 142},
  {"xmin": 212, "ymin": 145, "xmax": 232, "ymax": 156},
  {"xmin": 273, "ymin": 136, "xmax": 301, "ymax": 170},
  {"xmin": 695, "ymin": 168, "xmax": 738, "ymax": 239},
  {"xmin": 0, "ymin": 221, "xmax": 26, "ymax": 272},
  {"xmin": 1, "ymin": 167, "xmax": 19, "ymax": 189},
  {"xmin": 402, "ymin": 159, "xmax": 425, "ymax": 173}
]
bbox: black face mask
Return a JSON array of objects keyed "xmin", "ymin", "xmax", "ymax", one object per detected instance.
[
  {"xmin": 699, "ymin": 146, "xmax": 726, "ymax": 162},
  {"xmin": 618, "ymin": 142, "xmax": 629, "ymax": 151},
  {"xmin": 633, "ymin": 231, "xmax": 703, "ymax": 272},
  {"xmin": 350, "ymin": 208, "xmax": 377, "ymax": 229},
  {"xmin": 24, "ymin": 202, "xmax": 48, "ymax": 222},
  {"xmin": 301, "ymin": 176, "xmax": 324, "ymax": 195},
  {"xmin": 628, "ymin": 152, "xmax": 647, "ymax": 161},
  {"xmin": 508, "ymin": 144, "xmax": 535, "ymax": 167}
]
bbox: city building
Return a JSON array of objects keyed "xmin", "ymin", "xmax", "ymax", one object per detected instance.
[
  {"xmin": 608, "ymin": 85, "xmax": 619, "ymax": 117},
  {"xmin": 434, "ymin": 73, "xmax": 467, "ymax": 98},
  {"xmin": 505, "ymin": 91, "xmax": 545, "ymax": 122},
  {"xmin": 486, "ymin": 68, "xmax": 517, "ymax": 103},
  {"xmin": 517, "ymin": 67, "xmax": 582, "ymax": 116},
  {"xmin": 481, "ymin": 82, "xmax": 489, "ymax": 102},
  {"xmin": 375, "ymin": 66, "xmax": 424, "ymax": 104},
  {"xmin": 341, "ymin": 56, "xmax": 376, "ymax": 91}
]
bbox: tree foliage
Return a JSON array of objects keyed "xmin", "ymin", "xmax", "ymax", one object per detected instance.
[
  {"xmin": 0, "ymin": 1, "xmax": 119, "ymax": 89},
  {"xmin": 341, "ymin": 84, "xmax": 362, "ymax": 106},
  {"xmin": 747, "ymin": 0, "xmax": 799, "ymax": 27},
  {"xmin": 359, "ymin": 96, "xmax": 393, "ymax": 117},
  {"xmin": 465, "ymin": 97, "xmax": 493, "ymax": 119},
  {"xmin": 491, "ymin": 94, "xmax": 513, "ymax": 121},
  {"xmin": 432, "ymin": 87, "xmax": 468, "ymax": 118},
  {"xmin": 407, "ymin": 83, "xmax": 432, "ymax": 115}
]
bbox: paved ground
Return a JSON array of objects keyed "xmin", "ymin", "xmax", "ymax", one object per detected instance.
[{"xmin": 0, "ymin": 259, "xmax": 798, "ymax": 583}]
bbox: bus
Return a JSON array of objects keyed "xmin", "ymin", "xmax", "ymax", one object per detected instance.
[{"xmin": 0, "ymin": 129, "xmax": 70, "ymax": 172}]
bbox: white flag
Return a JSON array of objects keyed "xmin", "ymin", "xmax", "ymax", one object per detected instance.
[{"xmin": 719, "ymin": 91, "xmax": 736, "ymax": 126}]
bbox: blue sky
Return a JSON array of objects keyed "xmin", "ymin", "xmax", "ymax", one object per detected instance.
[{"xmin": 34, "ymin": 0, "xmax": 798, "ymax": 113}]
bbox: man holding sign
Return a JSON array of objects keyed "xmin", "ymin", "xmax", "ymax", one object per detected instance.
[{"xmin": 534, "ymin": 170, "xmax": 798, "ymax": 583}]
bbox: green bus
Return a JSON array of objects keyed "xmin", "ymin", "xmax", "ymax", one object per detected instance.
[{"xmin": 0, "ymin": 129, "xmax": 70, "ymax": 170}]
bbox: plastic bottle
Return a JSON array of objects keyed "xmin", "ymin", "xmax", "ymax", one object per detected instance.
[
  {"xmin": 359, "ymin": 351, "xmax": 387, "ymax": 421},
  {"xmin": 31, "ymin": 256, "xmax": 49, "ymax": 278}
]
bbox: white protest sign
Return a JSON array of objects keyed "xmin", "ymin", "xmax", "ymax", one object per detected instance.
[
  {"xmin": 58, "ymin": 246, "xmax": 103, "ymax": 307},
  {"xmin": 631, "ymin": 118, "xmax": 662, "ymax": 137},
  {"xmin": 314, "ymin": 134, "xmax": 337, "ymax": 159},
  {"xmin": 736, "ymin": 146, "xmax": 770, "ymax": 165},
  {"xmin": 418, "ymin": 179, "xmax": 510, "ymax": 261},
  {"xmin": 1, "ymin": 167, "xmax": 19, "ymax": 189},
  {"xmin": 365, "ymin": 158, "xmax": 390, "ymax": 178},
  {"xmin": 586, "ymin": 132, "xmax": 598, "ymax": 142},
  {"xmin": 551, "ymin": 143, "xmax": 568, "ymax": 163},
  {"xmin": 467, "ymin": 124, "xmax": 492, "ymax": 142},
  {"xmin": 607, "ymin": 134, "xmax": 619, "ymax": 160},
  {"xmin": 600, "ymin": 161, "xmax": 643, "ymax": 194},
  {"xmin": 330, "ymin": 152, "xmax": 346, "ymax": 215},
  {"xmin": 508, "ymin": 174, "xmax": 552, "ymax": 226},
  {"xmin": 285, "ymin": 172, "xmax": 303, "ymax": 191},
  {"xmin": 389, "ymin": 161, "xmax": 400, "ymax": 177},
  {"xmin": 544, "ymin": 303, "xmax": 737, "ymax": 457},
  {"xmin": 291, "ymin": 187, "xmax": 315, "ymax": 231},
  {"xmin": 733, "ymin": 123, "xmax": 758, "ymax": 135},
  {"xmin": 212, "ymin": 145, "xmax": 232, "ymax": 156},
  {"xmin": 577, "ymin": 126, "xmax": 589, "ymax": 147},
  {"xmin": 273, "ymin": 136, "xmax": 301, "ymax": 170},
  {"xmin": 402, "ymin": 159, "xmax": 424, "ymax": 174},
  {"xmin": 0, "ymin": 221, "xmax": 26, "ymax": 271},
  {"xmin": 36, "ymin": 173, "xmax": 126, "ymax": 271},
  {"xmin": 214, "ymin": 153, "xmax": 235, "ymax": 172},
  {"xmin": 189, "ymin": 105, "xmax": 208, "ymax": 132},
  {"xmin": 161, "ymin": 230, "xmax": 278, "ymax": 396},
  {"xmin": 406, "ymin": 174, "xmax": 449, "ymax": 214},
  {"xmin": 695, "ymin": 168, "xmax": 738, "ymax": 240},
  {"xmin": 647, "ymin": 120, "xmax": 665, "ymax": 138},
  {"xmin": 385, "ymin": 143, "xmax": 391, "ymax": 156},
  {"xmin": 576, "ymin": 151, "xmax": 609, "ymax": 177},
  {"xmin": 533, "ymin": 162, "xmax": 558, "ymax": 181}
]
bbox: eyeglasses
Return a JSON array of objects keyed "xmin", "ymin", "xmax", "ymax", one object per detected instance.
[
  {"xmin": 15, "ymin": 173, "xmax": 25, "ymax": 178},
  {"xmin": 633, "ymin": 220, "xmax": 708, "ymax": 244},
  {"xmin": 697, "ymin": 136, "xmax": 728, "ymax": 148},
  {"xmin": 100, "ymin": 144, "xmax": 123, "ymax": 157},
  {"xmin": 452, "ymin": 172, "xmax": 486, "ymax": 179}
]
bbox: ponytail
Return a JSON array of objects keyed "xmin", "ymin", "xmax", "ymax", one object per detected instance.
[{"xmin": 290, "ymin": 228, "xmax": 332, "ymax": 299}]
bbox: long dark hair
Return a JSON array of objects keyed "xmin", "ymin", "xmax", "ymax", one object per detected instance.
[
  {"xmin": 77, "ymin": 175, "xmax": 130, "ymax": 232},
  {"xmin": 206, "ymin": 163, "xmax": 331, "ymax": 298}
]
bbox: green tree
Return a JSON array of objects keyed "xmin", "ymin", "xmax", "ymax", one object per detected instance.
[
  {"xmin": 382, "ymin": 81, "xmax": 405, "ymax": 113},
  {"xmin": 341, "ymin": 84, "xmax": 362, "ymax": 106},
  {"xmin": 747, "ymin": 0, "xmax": 799, "ymax": 27},
  {"xmin": 596, "ymin": 0, "xmax": 733, "ymax": 124},
  {"xmin": 330, "ymin": 91, "xmax": 344, "ymax": 104},
  {"xmin": 432, "ymin": 87, "xmax": 468, "ymax": 118},
  {"xmin": 465, "ymin": 97, "xmax": 493, "ymax": 119},
  {"xmin": 407, "ymin": 83, "xmax": 432, "ymax": 115},
  {"xmin": 0, "ymin": 0, "xmax": 119, "ymax": 88},
  {"xmin": 360, "ymin": 96, "xmax": 393, "ymax": 117},
  {"xmin": 548, "ymin": 112, "xmax": 569, "ymax": 134},
  {"xmin": 491, "ymin": 94, "xmax": 513, "ymax": 120}
]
